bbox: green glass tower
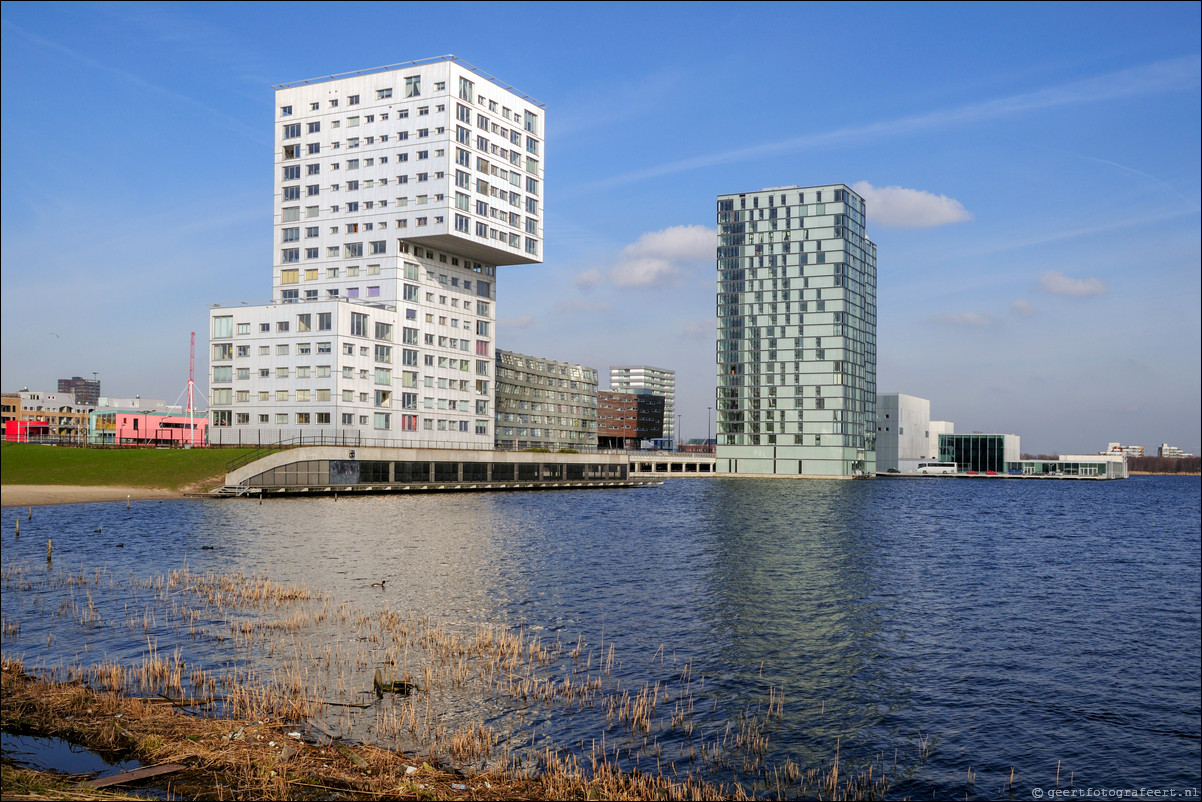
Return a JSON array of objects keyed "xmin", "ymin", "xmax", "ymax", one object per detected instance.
[{"xmin": 715, "ymin": 184, "xmax": 876, "ymax": 476}]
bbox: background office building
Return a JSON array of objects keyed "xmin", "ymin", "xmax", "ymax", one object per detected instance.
[
  {"xmin": 494, "ymin": 350, "xmax": 598, "ymax": 451},
  {"xmin": 715, "ymin": 184, "xmax": 877, "ymax": 476},
  {"xmin": 609, "ymin": 366, "xmax": 675, "ymax": 446},
  {"xmin": 210, "ymin": 57, "xmax": 544, "ymax": 446}
]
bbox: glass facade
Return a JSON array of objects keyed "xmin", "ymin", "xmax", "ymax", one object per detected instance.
[
  {"xmin": 938, "ymin": 433, "xmax": 1010, "ymax": 473},
  {"xmin": 715, "ymin": 185, "xmax": 877, "ymax": 476}
]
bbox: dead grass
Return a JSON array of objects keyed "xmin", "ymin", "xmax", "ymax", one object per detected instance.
[{"xmin": 2, "ymin": 561, "xmax": 894, "ymax": 801}]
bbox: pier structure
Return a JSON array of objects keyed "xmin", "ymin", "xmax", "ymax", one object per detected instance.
[{"xmin": 217, "ymin": 446, "xmax": 657, "ymax": 497}]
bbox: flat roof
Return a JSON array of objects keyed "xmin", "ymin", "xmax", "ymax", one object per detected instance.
[{"xmin": 273, "ymin": 54, "xmax": 546, "ymax": 109}]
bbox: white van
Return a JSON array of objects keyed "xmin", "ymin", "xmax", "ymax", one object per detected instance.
[{"xmin": 917, "ymin": 462, "xmax": 957, "ymax": 475}]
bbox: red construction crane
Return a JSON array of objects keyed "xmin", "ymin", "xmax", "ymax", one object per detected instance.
[{"xmin": 187, "ymin": 331, "xmax": 196, "ymax": 446}]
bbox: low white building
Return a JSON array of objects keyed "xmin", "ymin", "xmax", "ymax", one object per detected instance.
[{"xmin": 876, "ymin": 393, "xmax": 950, "ymax": 472}]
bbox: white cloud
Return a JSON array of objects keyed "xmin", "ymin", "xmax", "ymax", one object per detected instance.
[
  {"xmin": 604, "ymin": 225, "xmax": 715, "ymax": 288},
  {"xmin": 1039, "ymin": 270, "xmax": 1107, "ymax": 297},
  {"xmin": 1011, "ymin": 299, "xmax": 1035, "ymax": 316},
  {"xmin": 498, "ymin": 315, "xmax": 534, "ymax": 329},
  {"xmin": 930, "ymin": 312, "xmax": 994, "ymax": 327},
  {"xmin": 851, "ymin": 181, "xmax": 972, "ymax": 228}
]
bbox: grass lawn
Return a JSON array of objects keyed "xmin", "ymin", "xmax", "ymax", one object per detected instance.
[{"xmin": 0, "ymin": 443, "xmax": 269, "ymax": 490}]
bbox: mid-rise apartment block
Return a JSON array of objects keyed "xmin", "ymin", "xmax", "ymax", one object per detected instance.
[
  {"xmin": 609, "ymin": 366, "xmax": 675, "ymax": 444},
  {"xmin": 597, "ymin": 390, "xmax": 664, "ymax": 449},
  {"xmin": 209, "ymin": 57, "xmax": 544, "ymax": 446},
  {"xmin": 494, "ymin": 350, "xmax": 597, "ymax": 451},
  {"xmin": 715, "ymin": 184, "xmax": 877, "ymax": 476}
]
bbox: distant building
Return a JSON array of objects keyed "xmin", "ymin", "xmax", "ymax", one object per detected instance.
[
  {"xmin": 58, "ymin": 376, "xmax": 101, "ymax": 406},
  {"xmin": 494, "ymin": 350, "xmax": 597, "ymax": 451},
  {"xmin": 1159, "ymin": 444, "xmax": 1194, "ymax": 459},
  {"xmin": 609, "ymin": 366, "xmax": 675, "ymax": 445},
  {"xmin": 597, "ymin": 390, "xmax": 663, "ymax": 449},
  {"xmin": 1, "ymin": 390, "xmax": 93, "ymax": 443},
  {"xmin": 1011, "ymin": 453, "xmax": 1128, "ymax": 479},
  {"xmin": 1103, "ymin": 442, "xmax": 1145, "ymax": 458},
  {"xmin": 89, "ymin": 409, "xmax": 208, "ymax": 446},
  {"xmin": 876, "ymin": 394, "xmax": 949, "ymax": 472},
  {"xmin": 597, "ymin": 391, "xmax": 636, "ymax": 449}
]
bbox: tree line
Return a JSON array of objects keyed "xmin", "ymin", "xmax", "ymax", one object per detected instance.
[{"xmin": 1127, "ymin": 456, "xmax": 1201, "ymax": 474}]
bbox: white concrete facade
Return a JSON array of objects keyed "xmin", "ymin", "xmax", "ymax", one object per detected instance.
[
  {"xmin": 210, "ymin": 57, "xmax": 543, "ymax": 447},
  {"xmin": 609, "ymin": 365, "xmax": 675, "ymax": 444},
  {"xmin": 715, "ymin": 185, "xmax": 877, "ymax": 476},
  {"xmin": 876, "ymin": 393, "xmax": 944, "ymax": 472}
]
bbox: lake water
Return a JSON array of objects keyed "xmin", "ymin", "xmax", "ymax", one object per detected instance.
[{"xmin": 2, "ymin": 475, "xmax": 1199, "ymax": 799}]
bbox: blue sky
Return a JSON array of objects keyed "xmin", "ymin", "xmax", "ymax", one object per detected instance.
[{"xmin": 2, "ymin": 1, "xmax": 1199, "ymax": 454}]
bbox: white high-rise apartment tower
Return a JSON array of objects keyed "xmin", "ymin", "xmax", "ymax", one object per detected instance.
[
  {"xmin": 715, "ymin": 184, "xmax": 876, "ymax": 476},
  {"xmin": 208, "ymin": 57, "xmax": 544, "ymax": 446},
  {"xmin": 609, "ymin": 365, "xmax": 675, "ymax": 445}
]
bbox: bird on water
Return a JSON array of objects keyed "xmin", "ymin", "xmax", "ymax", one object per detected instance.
[{"xmin": 371, "ymin": 580, "xmax": 387, "ymax": 589}]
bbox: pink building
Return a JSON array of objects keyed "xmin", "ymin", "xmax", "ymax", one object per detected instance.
[{"xmin": 89, "ymin": 410, "xmax": 208, "ymax": 446}]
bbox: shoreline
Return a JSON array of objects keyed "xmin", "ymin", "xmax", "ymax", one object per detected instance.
[{"xmin": 1, "ymin": 484, "xmax": 184, "ymax": 507}]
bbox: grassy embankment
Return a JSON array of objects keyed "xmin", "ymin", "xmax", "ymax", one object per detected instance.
[{"xmin": 0, "ymin": 443, "xmax": 270, "ymax": 492}]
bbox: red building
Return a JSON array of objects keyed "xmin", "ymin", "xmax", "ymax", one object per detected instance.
[{"xmin": 598, "ymin": 390, "xmax": 664, "ymax": 449}]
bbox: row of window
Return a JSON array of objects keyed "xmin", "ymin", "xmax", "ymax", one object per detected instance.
[
  {"xmin": 282, "ymin": 75, "xmax": 538, "ymax": 128},
  {"xmin": 215, "ymin": 410, "xmax": 487, "ymax": 435}
]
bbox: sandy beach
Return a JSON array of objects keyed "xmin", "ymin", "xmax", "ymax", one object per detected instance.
[{"xmin": 0, "ymin": 485, "xmax": 183, "ymax": 507}]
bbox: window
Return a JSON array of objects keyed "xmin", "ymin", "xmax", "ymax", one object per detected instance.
[
  {"xmin": 307, "ymin": 142, "xmax": 320, "ymax": 155},
  {"xmin": 282, "ymin": 206, "xmax": 300, "ymax": 222},
  {"xmin": 317, "ymin": 313, "xmax": 332, "ymax": 331},
  {"xmin": 283, "ymin": 186, "xmax": 301, "ymax": 200},
  {"xmin": 283, "ymin": 165, "xmax": 301, "ymax": 181},
  {"xmin": 370, "ymin": 240, "xmax": 386, "ymax": 255},
  {"xmin": 280, "ymin": 105, "xmax": 293, "ymax": 117},
  {"xmin": 283, "ymin": 123, "xmax": 300, "ymax": 139},
  {"xmin": 351, "ymin": 312, "xmax": 368, "ymax": 337},
  {"xmin": 282, "ymin": 227, "xmax": 300, "ymax": 242},
  {"xmin": 348, "ymin": 94, "xmax": 360, "ymax": 105},
  {"xmin": 212, "ymin": 315, "xmax": 233, "ymax": 339},
  {"xmin": 377, "ymin": 87, "xmax": 392, "ymax": 99},
  {"xmin": 308, "ymin": 121, "xmax": 320, "ymax": 134},
  {"xmin": 405, "ymin": 76, "xmax": 420, "ymax": 97},
  {"xmin": 374, "ymin": 412, "xmax": 391, "ymax": 430},
  {"xmin": 345, "ymin": 242, "xmax": 363, "ymax": 257}
]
